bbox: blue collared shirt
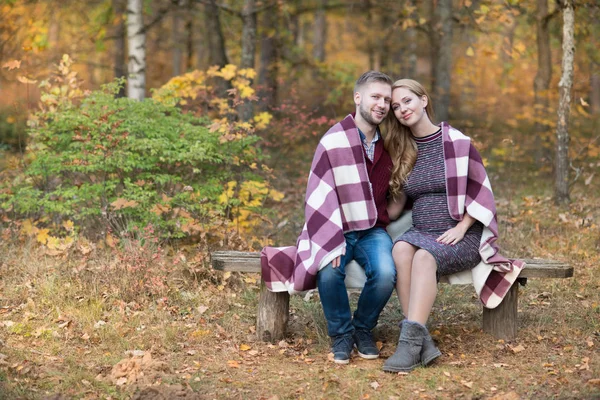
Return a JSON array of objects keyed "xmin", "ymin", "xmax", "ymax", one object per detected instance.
[{"xmin": 358, "ymin": 128, "xmax": 380, "ymax": 162}]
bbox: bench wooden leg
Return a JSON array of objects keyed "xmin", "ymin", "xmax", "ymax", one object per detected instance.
[
  {"xmin": 256, "ymin": 278, "xmax": 290, "ymax": 342},
  {"xmin": 482, "ymin": 282, "xmax": 518, "ymax": 340}
]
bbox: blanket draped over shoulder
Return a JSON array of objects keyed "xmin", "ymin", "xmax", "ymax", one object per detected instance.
[
  {"xmin": 440, "ymin": 122, "xmax": 526, "ymax": 308},
  {"xmin": 261, "ymin": 114, "xmax": 377, "ymax": 293}
]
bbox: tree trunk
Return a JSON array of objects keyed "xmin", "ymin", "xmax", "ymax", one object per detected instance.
[
  {"xmin": 590, "ymin": 12, "xmax": 600, "ymax": 116},
  {"xmin": 592, "ymin": 61, "xmax": 600, "ymax": 116},
  {"xmin": 533, "ymin": 0, "xmax": 553, "ymax": 164},
  {"xmin": 258, "ymin": 6, "xmax": 279, "ymax": 111},
  {"xmin": 113, "ymin": 0, "xmax": 127, "ymax": 97},
  {"xmin": 126, "ymin": 0, "xmax": 146, "ymax": 101},
  {"xmin": 405, "ymin": 0, "xmax": 418, "ymax": 78},
  {"xmin": 185, "ymin": 1, "xmax": 194, "ymax": 71},
  {"xmin": 239, "ymin": 0, "xmax": 257, "ymax": 122},
  {"xmin": 313, "ymin": 0, "xmax": 327, "ymax": 63},
  {"xmin": 500, "ymin": 13, "xmax": 517, "ymax": 84},
  {"xmin": 555, "ymin": 0, "xmax": 575, "ymax": 205},
  {"xmin": 204, "ymin": 0, "xmax": 229, "ymax": 67},
  {"xmin": 171, "ymin": 1, "xmax": 184, "ymax": 76},
  {"xmin": 48, "ymin": 7, "xmax": 60, "ymax": 50},
  {"xmin": 430, "ymin": 0, "xmax": 453, "ymax": 122}
]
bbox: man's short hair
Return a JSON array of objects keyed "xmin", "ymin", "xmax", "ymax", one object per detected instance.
[{"xmin": 354, "ymin": 71, "xmax": 393, "ymax": 94}]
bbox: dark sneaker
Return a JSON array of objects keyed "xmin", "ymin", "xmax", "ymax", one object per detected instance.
[
  {"xmin": 353, "ymin": 329, "xmax": 379, "ymax": 359},
  {"xmin": 331, "ymin": 334, "xmax": 354, "ymax": 364}
]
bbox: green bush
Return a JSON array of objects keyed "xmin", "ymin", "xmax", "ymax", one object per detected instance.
[
  {"xmin": 0, "ymin": 78, "xmax": 263, "ymax": 240},
  {"xmin": 0, "ymin": 108, "xmax": 27, "ymax": 152}
]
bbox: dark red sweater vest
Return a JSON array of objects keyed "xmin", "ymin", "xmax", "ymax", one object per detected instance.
[{"xmin": 365, "ymin": 139, "xmax": 392, "ymax": 228}]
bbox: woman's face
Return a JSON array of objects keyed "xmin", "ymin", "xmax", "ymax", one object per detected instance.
[{"xmin": 391, "ymin": 87, "xmax": 428, "ymax": 127}]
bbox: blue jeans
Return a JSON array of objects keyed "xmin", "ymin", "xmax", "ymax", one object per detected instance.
[{"xmin": 317, "ymin": 227, "xmax": 396, "ymax": 337}]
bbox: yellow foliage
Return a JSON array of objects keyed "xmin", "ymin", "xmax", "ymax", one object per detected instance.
[
  {"xmin": 218, "ymin": 180, "xmax": 284, "ymax": 234},
  {"xmin": 270, "ymin": 189, "xmax": 285, "ymax": 202},
  {"xmin": 21, "ymin": 219, "xmax": 37, "ymax": 236},
  {"xmin": 36, "ymin": 228, "xmax": 49, "ymax": 244},
  {"xmin": 210, "ymin": 64, "xmax": 237, "ymax": 81},
  {"xmin": 238, "ymin": 68, "xmax": 257, "ymax": 79},
  {"xmin": 253, "ymin": 112, "xmax": 273, "ymax": 130},
  {"xmin": 152, "ymin": 70, "xmax": 207, "ymax": 106},
  {"xmin": 238, "ymin": 85, "xmax": 255, "ymax": 99}
]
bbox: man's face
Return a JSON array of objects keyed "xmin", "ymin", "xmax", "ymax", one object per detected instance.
[{"xmin": 355, "ymin": 82, "xmax": 392, "ymax": 126}]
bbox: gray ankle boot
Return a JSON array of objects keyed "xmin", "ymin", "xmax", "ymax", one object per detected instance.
[
  {"xmin": 383, "ymin": 320, "xmax": 428, "ymax": 373},
  {"xmin": 397, "ymin": 320, "xmax": 441, "ymax": 366},
  {"xmin": 421, "ymin": 330, "xmax": 442, "ymax": 366}
]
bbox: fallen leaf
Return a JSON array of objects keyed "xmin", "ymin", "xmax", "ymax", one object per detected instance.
[
  {"xmin": 370, "ymin": 381, "xmax": 380, "ymax": 390},
  {"xmin": 443, "ymin": 371, "xmax": 451, "ymax": 377},
  {"xmin": 461, "ymin": 380, "xmax": 473, "ymax": 388},
  {"xmin": 17, "ymin": 75, "xmax": 37, "ymax": 84},
  {"xmin": 2, "ymin": 60, "xmax": 21, "ymax": 70},
  {"xmin": 588, "ymin": 379, "xmax": 600, "ymax": 386},
  {"xmin": 509, "ymin": 344, "xmax": 525, "ymax": 353},
  {"xmin": 227, "ymin": 360, "xmax": 240, "ymax": 368},
  {"xmin": 94, "ymin": 320, "xmax": 106, "ymax": 329},
  {"xmin": 240, "ymin": 344, "xmax": 251, "ymax": 351}
]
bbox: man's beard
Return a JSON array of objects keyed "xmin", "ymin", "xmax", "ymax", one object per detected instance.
[{"xmin": 359, "ymin": 103, "xmax": 382, "ymax": 126}]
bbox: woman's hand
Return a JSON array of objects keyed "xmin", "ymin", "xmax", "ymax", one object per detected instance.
[
  {"xmin": 436, "ymin": 212, "xmax": 476, "ymax": 245},
  {"xmin": 436, "ymin": 226, "xmax": 467, "ymax": 245}
]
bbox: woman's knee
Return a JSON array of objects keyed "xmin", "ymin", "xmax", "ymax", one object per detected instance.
[
  {"xmin": 393, "ymin": 242, "xmax": 416, "ymax": 266},
  {"xmin": 413, "ymin": 249, "xmax": 437, "ymax": 272}
]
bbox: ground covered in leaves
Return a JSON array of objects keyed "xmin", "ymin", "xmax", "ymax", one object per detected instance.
[{"xmin": 1, "ymin": 185, "xmax": 599, "ymax": 399}]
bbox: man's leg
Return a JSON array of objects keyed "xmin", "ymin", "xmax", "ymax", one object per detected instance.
[
  {"xmin": 352, "ymin": 228, "xmax": 396, "ymax": 358},
  {"xmin": 317, "ymin": 233, "xmax": 356, "ymax": 364}
]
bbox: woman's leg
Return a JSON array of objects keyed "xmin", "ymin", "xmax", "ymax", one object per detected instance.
[
  {"xmin": 392, "ymin": 241, "xmax": 417, "ymax": 317},
  {"xmin": 407, "ymin": 249, "xmax": 438, "ymax": 325}
]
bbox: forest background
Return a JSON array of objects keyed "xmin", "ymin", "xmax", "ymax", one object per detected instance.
[{"xmin": 0, "ymin": 0, "xmax": 599, "ymax": 399}]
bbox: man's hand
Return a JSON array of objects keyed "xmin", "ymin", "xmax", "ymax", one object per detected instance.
[{"xmin": 332, "ymin": 248, "xmax": 346, "ymax": 268}]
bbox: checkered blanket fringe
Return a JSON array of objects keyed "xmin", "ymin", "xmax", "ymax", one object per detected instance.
[
  {"xmin": 260, "ymin": 115, "xmax": 377, "ymax": 294},
  {"xmin": 441, "ymin": 122, "xmax": 525, "ymax": 309}
]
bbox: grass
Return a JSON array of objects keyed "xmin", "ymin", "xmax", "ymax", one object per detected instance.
[{"xmin": 1, "ymin": 169, "xmax": 599, "ymax": 399}]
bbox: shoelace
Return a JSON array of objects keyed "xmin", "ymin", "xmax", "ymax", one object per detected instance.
[
  {"xmin": 333, "ymin": 335, "xmax": 354, "ymax": 351},
  {"xmin": 354, "ymin": 330, "xmax": 373, "ymax": 345}
]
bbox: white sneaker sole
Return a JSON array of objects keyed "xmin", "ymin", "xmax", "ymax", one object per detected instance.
[{"xmin": 357, "ymin": 351, "xmax": 379, "ymax": 360}]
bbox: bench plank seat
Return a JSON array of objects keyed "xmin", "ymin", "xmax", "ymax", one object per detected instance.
[{"xmin": 210, "ymin": 251, "xmax": 573, "ymax": 341}]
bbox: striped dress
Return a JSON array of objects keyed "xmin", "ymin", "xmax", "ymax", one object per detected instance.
[{"xmin": 396, "ymin": 129, "xmax": 483, "ymax": 278}]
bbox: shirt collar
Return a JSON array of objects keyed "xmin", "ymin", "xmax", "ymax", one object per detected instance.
[{"xmin": 358, "ymin": 128, "xmax": 380, "ymax": 144}]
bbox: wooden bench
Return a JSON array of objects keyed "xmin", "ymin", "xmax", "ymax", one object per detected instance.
[{"xmin": 211, "ymin": 251, "xmax": 572, "ymax": 342}]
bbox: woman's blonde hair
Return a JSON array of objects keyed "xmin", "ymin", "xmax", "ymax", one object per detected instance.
[{"xmin": 383, "ymin": 79, "xmax": 435, "ymax": 200}]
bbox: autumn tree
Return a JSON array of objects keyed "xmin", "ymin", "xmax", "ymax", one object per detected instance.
[
  {"xmin": 430, "ymin": 0, "xmax": 453, "ymax": 121},
  {"xmin": 555, "ymin": 0, "xmax": 575, "ymax": 205},
  {"xmin": 533, "ymin": 0, "xmax": 556, "ymax": 164},
  {"xmin": 127, "ymin": 0, "xmax": 146, "ymax": 100}
]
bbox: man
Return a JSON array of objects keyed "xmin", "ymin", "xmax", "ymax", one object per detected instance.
[{"xmin": 261, "ymin": 71, "xmax": 396, "ymax": 364}]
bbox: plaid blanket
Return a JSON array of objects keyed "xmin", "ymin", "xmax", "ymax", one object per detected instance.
[
  {"xmin": 261, "ymin": 115, "xmax": 378, "ymax": 293},
  {"xmin": 440, "ymin": 122, "xmax": 525, "ymax": 308}
]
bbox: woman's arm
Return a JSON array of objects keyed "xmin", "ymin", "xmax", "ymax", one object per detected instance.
[
  {"xmin": 387, "ymin": 192, "xmax": 407, "ymax": 221},
  {"xmin": 436, "ymin": 212, "xmax": 476, "ymax": 245}
]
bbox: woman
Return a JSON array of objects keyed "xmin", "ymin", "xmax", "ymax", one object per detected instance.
[{"xmin": 382, "ymin": 79, "xmax": 519, "ymax": 373}]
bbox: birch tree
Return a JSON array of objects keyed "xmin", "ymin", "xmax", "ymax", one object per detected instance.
[
  {"xmin": 127, "ymin": 0, "xmax": 146, "ymax": 100},
  {"xmin": 555, "ymin": 0, "xmax": 575, "ymax": 205}
]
